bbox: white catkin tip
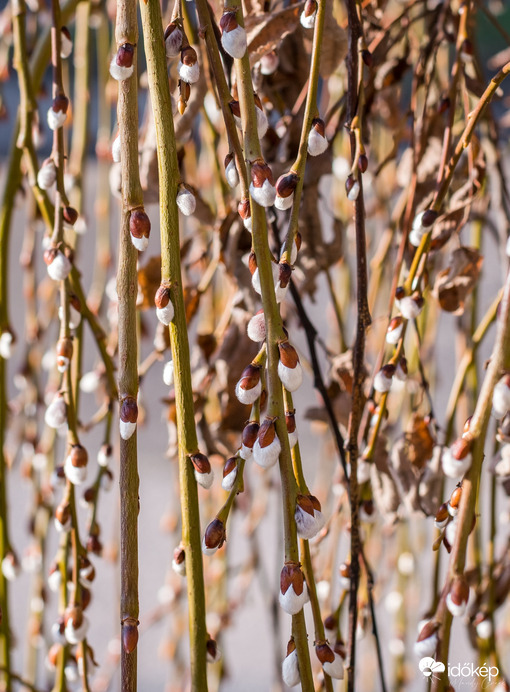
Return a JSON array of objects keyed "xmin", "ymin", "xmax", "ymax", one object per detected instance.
[
  {"xmin": 79, "ymin": 371, "xmax": 99, "ymax": 393},
  {"xmin": 195, "ymin": 469, "xmax": 214, "ymax": 489},
  {"xmin": 374, "ymin": 370, "xmax": 393, "ymax": 393},
  {"xmin": 120, "ymin": 420, "xmax": 136, "ymax": 440},
  {"xmin": 446, "ymin": 594, "xmax": 467, "ymax": 618},
  {"xmin": 252, "ymin": 434, "xmax": 281, "ymax": 469},
  {"xmin": 64, "ymin": 456, "xmax": 87, "ymax": 486},
  {"xmin": 275, "ymin": 279, "xmax": 288, "ymax": 303},
  {"xmin": 250, "ymin": 180, "xmax": 276, "ymax": 208},
  {"xmin": 413, "ymin": 633, "xmax": 438, "ymax": 659},
  {"xmin": 57, "ymin": 357, "xmax": 70, "ymax": 373},
  {"xmin": 288, "ymin": 429, "xmax": 298, "ymax": 449},
  {"xmin": 247, "ymin": 313, "xmax": 266, "ymax": 342},
  {"xmin": 47, "ymin": 108, "xmax": 67, "ymax": 131},
  {"xmin": 165, "ymin": 29, "xmax": 183, "ymax": 58},
  {"xmin": 178, "ymin": 60, "xmax": 200, "ymax": 84},
  {"xmin": 445, "ymin": 518, "xmax": 458, "ymax": 545},
  {"xmin": 109, "ymin": 57, "xmax": 134, "ymax": 81},
  {"xmin": 395, "ymin": 362, "xmax": 407, "ymax": 382},
  {"xmin": 60, "ymin": 33, "xmax": 73, "ymax": 59},
  {"xmin": 441, "ymin": 448, "xmax": 472, "ymax": 478},
  {"xmin": 282, "ymin": 650, "xmax": 300, "ymax": 687},
  {"xmin": 221, "ymin": 25, "xmax": 247, "ymax": 59},
  {"xmin": 279, "ymin": 582, "xmax": 309, "ymax": 615},
  {"xmin": 323, "ymin": 653, "xmax": 345, "ymax": 680},
  {"xmin": 37, "ymin": 162, "xmax": 57, "ymax": 189},
  {"xmin": 300, "ymin": 9, "xmax": 316, "ymax": 28},
  {"xmin": 243, "ymin": 215, "xmax": 252, "ymax": 232},
  {"xmin": 225, "ymin": 159, "xmax": 240, "ymax": 188},
  {"xmin": 347, "ymin": 180, "xmax": 361, "ymax": 201},
  {"xmin": 476, "ymin": 619, "xmax": 492, "ymax": 640},
  {"xmin": 235, "ymin": 379, "xmax": 262, "ymax": 405},
  {"xmin": 278, "ymin": 361, "xmax": 303, "ymax": 392},
  {"xmin": 47, "ymin": 252, "xmax": 72, "ymax": 281},
  {"xmin": 176, "ymin": 189, "xmax": 196, "ymax": 216},
  {"xmin": 112, "ymin": 135, "xmax": 121, "ymax": 163},
  {"xmin": 0, "ymin": 333, "xmax": 13, "ymax": 360},
  {"xmin": 256, "ymin": 107, "xmax": 269, "ymax": 139},
  {"xmin": 65, "ymin": 615, "xmax": 90, "ymax": 644},
  {"xmin": 239, "ymin": 444, "xmax": 253, "ymax": 460},
  {"xmin": 307, "ymin": 128, "xmax": 328, "ymax": 156},
  {"xmin": 275, "ymin": 193, "xmax": 294, "ymax": 211},
  {"xmin": 201, "ymin": 535, "xmax": 219, "ymax": 556},
  {"xmin": 206, "ymin": 646, "xmax": 222, "ymax": 664},
  {"xmin": 409, "ymin": 229, "xmax": 424, "ymax": 247},
  {"xmin": 131, "ymin": 234, "xmax": 149, "ymax": 252},
  {"xmin": 163, "ymin": 361, "xmax": 174, "ymax": 386},
  {"xmin": 172, "ymin": 558, "xmax": 186, "ymax": 577},
  {"xmin": 1, "ymin": 557, "xmax": 19, "ymax": 582},
  {"xmin": 48, "ymin": 569, "xmax": 61, "ymax": 593},
  {"xmin": 506, "ymin": 235, "xmax": 510, "ymax": 257},
  {"xmin": 45, "ymin": 398, "xmax": 67, "ymax": 429},
  {"xmin": 222, "ymin": 467, "xmax": 238, "ymax": 492},
  {"xmin": 260, "ymin": 52, "xmax": 279, "ymax": 75},
  {"xmin": 399, "ymin": 297, "xmax": 423, "ymax": 320},
  {"xmin": 492, "ymin": 378, "xmax": 510, "ymax": 418},
  {"xmin": 156, "ymin": 303, "xmax": 175, "ymax": 326},
  {"xmin": 386, "ymin": 322, "xmax": 403, "ymax": 344},
  {"xmin": 97, "ymin": 448, "xmax": 111, "ymax": 467},
  {"xmin": 295, "ymin": 506, "xmax": 320, "ymax": 539}
]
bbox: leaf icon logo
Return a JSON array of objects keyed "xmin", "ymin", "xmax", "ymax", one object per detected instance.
[{"xmin": 419, "ymin": 657, "xmax": 446, "ymax": 677}]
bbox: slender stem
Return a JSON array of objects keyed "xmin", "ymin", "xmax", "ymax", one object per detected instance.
[
  {"xmin": 115, "ymin": 0, "xmax": 142, "ymax": 688},
  {"xmin": 138, "ymin": 2, "xmax": 208, "ymax": 689}
]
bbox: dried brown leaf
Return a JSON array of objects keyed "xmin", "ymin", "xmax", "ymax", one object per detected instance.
[
  {"xmin": 433, "ymin": 246, "xmax": 483, "ymax": 315},
  {"xmin": 245, "ymin": 6, "xmax": 302, "ymax": 65}
]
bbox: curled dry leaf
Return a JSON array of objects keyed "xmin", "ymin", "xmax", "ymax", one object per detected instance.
[
  {"xmin": 245, "ymin": 6, "xmax": 301, "ymax": 65},
  {"xmin": 370, "ymin": 434, "xmax": 401, "ymax": 524},
  {"xmin": 433, "ymin": 247, "xmax": 483, "ymax": 315}
]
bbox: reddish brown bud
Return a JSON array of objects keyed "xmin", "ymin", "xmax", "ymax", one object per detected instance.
[
  {"xmin": 164, "ymin": 22, "xmax": 179, "ymax": 40},
  {"xmin": 285, "ymin": 410, "xmax": 296, "ymax": 434},
  {"xmin": 435, "ymin": 502, "xmax": 449, "ymax": 523},
  {"xmin": 220, "ymin": 10, "xmax": 238, "ymax": 33},
  {"xmin": 239, "ymin": 363, "xmax": 261, "ymax": 391},
  {"xmin": 52, "ymin": 94, "xmax": 69, "ymax": 114},
  {"xmin": 339, "ymin": 562, "xmax": 351, "ymax": 579},
  {"xmin": 324, "ymin": 613, "xmax": 337, "ymax": 631},
  {"xmin": 361, "ymin": 49, "xmax": 373, "ymax": 67},
  {"xmin": 278, "ymin": 261, "xmax": 293, "ymax": 287},
  {"xmin": 55, "ymin": 502, "xmax": 70, "ymax": 526},
  {"xmin": 258, "ymin": 418, "xmax": 276, "ymax": 449},
  {"xmin": 451, "ymin": 437, "xmax": 471, "ymax": 461},
  {"xmin": 276, "ymin": 172, "xmax": 299, "ymax": 198},
  {"xmin": 280, "ymin": 562, "xmax": 304, "ymax": 596},
  {"xmin": 286, "ymin": 637, "xmax": 296, "ymax": 656},
  {"xmin": 130, "ymin": 209, "xmax": 151, "ymax": 239},
  {"xmin": 122, "ymin": 619, "xmax": 139, "ymax": 653},
  {"xmin": 229, "ymin": 99, "xmax": 241, "ymax": 118},
  {"xmin": 449, "ymin": 485, "xmax": 462, "ymax": 509},
  {"xmin": 116, "ymin": 43, "xmax": 134, "ymax": 68},
  {"xmin": 223, "ymin": 456, "xmax": 237, "ymax": 478},
  {"xmin": 279, "ymin": 341, "xmax": 299, "ymax": 368},
  {"xmin": 83, "ymin": 486, "xmax": 96, "ymax": 504},
  {"xmin": 238, "ymin": 197, "xmax": 251, "ymax": 221},
  {"xmin": 155, "ymin": 284, "xmax": 171, "ymax": 309},
  {"xmin": 395, "ymin": 286, "xmax": 405, "ymax": 301},
  {"xmin": 190, "ymin": 452, "xmax": 211, "ymax": 475},
  {"xmin": 64, "ymin": 605, "xmax": 83, "ymax": 629},
  {"xmin": 311, "ymin": 117, "xmax": 325, "ymax": 137},
  {"xmin": 449, "ymin": 575, "xmax": 469, "ymax": 606},
  {"xmin": 398, "ymin": 356, "xmax": 408, "ymax": 376},
  {"xmin": 250, "ymin": 161, "xmax": 274, "ymax": 188},
  {"xmin": 421, "ymin": 209, "xmax": 438, "ymax": 227},
  {"xmin": 43, "ymin": 247, "xmax": 58, "ymax": 266},
  {"xmin": 438, "ymin": 96, "xmax": 450, "ymax": 114},
  {"xmin": 57, "ymin": 337, "xmax": 73, "ymax": 360},
  {"xmin": 417, "ymin": 620, "xmax": 439, "ymax": 642},
  {"xmin": 345, "ymin": 174, "xmax": 356, "ymax": 196},
  {"xmin": 296, "ymin": 494, "xmax": 315, "ymax": 517},
  {"xmin": 87, "ymin": 534, "xmax": 103, "ymax": 555},
  {"xmin": 181, "ymin": 45, "xmax": 197, "ymax": 66},
  {"xmin": 248, "ymin": 251, "xmax": 257, "ymax": 275},
  {"xmin": 295, "ymin": 232, "xmax": 302, "ymax": 251},
  {"xmin": 70, "ymin": 444, "xmax": 88, "ymax": 468},
  {"xmin": 173, "ymin": 545, "xmax": 185, "ymax": 564},
  {"xmin": 204, "ymin": 518, "xmax": 226, "ymax": 550},
  {"xmin": 316, "ymin": 642, "xmax": 335, "ymax": 664},
  {"xmin": 381, "ymin": 363, "xmax": 396, "ymax": 378},
  {"xmin": 242, "ymin": 421, "xmax": 259, "ymax": 448},
  {"xmin": 63, "ymin": 206, "xmax": 78, "ymax": 225},
  {"xmin": 358, "ymin": 154, "xmax": 368, "ymax": 173},
  {"xmin": 120, "ymin": 397, "xmax": 138, "ymax": 424},
  {"xmin": 303, "ymin": 0, "xmax": 317, "ymax": 17}
]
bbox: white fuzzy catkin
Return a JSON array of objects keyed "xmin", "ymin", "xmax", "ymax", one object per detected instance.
[
  {"xmin": 441, "ymin": 447, "xmax": 472, "ymax": 478},
  {"xmin": 409, "ymin": 228, "xmax": 425, "ymax": 247},
  {"xmin": 295, "ymin": 506, "xmax": 320, "ymax": 540},
  {"xmin": 222, "ymin": 467, "xmax": 237, "ymax": 492},
  {"xmin": 347, "ymin": 180, "xmax": 361, "ymax": 201},
  {"xmin": 109, "ymin": 57, "xmax": 133, "ymax": 81},
  {"xmin": 47, "ymin": 108, "xmax": 67, "ymax": 131},
  {"xmin": 163, "ymin": 361, "xmax": 174, "ymax": 386},
  {"xmin": 201, "ymin": 535, "xmax": 219, "ymax": 556},
  {"xmin": 64, "ymin": 456, "xmax": 87, "ymax": 485},
  {"xmin": 374, "ymin": 369, "xmax": 393, "ymax": 393},
  {"xmin": 1, "ymin": 556, "xmax": 19, "ymax": 582},
  {"xmin": 172, "ymin": 557, "xmax": 186, "ymax": 577},
  {"xmin": 225, "ymin": 158, "xmax": 240, "ymax": 188},
  {"xmin": 386, "ymin": 322, "xmax": 403, "ymax": 344},
  {"xmin": 260, "ymin": 52, "xmax": 279, "ymax": 75},
  {"xmin": 274, "ymin": 280, "xmax": 289, "ymax": 304},
  {"xmin": 47, "ymin": 252, "xmax": 72, "ymax": 281},
  {"xmin": 307, "ymin": 127, "xmax": 328, "ymax": 156},
  {"xmin": 37, "ymin": 160, "xmax": 57, "ymax": 189},
  {"xmin": 60, "ymin": 32, "xmax": 73, "ymax": 59},
  {"xmin": 178, "ymin": 60, "xmax": 199, "ymax": 84},
  {"xmin": 112, "ymin": 135, "xmax": 121, "ymax": 163},
  {"xmin": 195, "ymin": 469, "xmax": 214, "ymax": 489},
  {"xmin": 275, "ymin": 193, "xmax": 294, "ymax": 211},
  {"xmin": 221, "ymin": 25, "xmax": 247, "ymax": 59},
  {"xmin": 65, "ymin": 615, "xmax": 89, "ymax": 644},
  {"xmin": 278, "ymin": 361, "xmax": 303, "ymax": 392},
  {"xmin": 282, "ymin": 650, "xmax": 300, "ymax": 687},
  {"xmin": 251, "ymin": 262, "xmax": 279, "ymax": 296},
  {"xmin": 279, "ymin": 582, "xmax": 309, "ymax": 615},
  {"xmin": 300, "ymin": 9, "xmax": 316, "ymax": 28},
  {"xmin": 256, "ymin": 107, "xmax": 269, "ymax": 139},
  {"xmin": 120, "ymin": 420, "xmax": 136, "ymax": 440},
  {"xmin": 130, "ymin": 234, "xmax": 149, "ymax": 252},
  {"xmin": 45, "ymin": 397, "xmax": 67, "ymax": 429},
  {"xmin": 413, "ymin": 631, "xmax": 438, "ymax": 658},
  {"xmin": 476, "ymin": 618, "xmax": 492, "ymax": 640},
  {"xmin": 399, "ymin": 296, "xmax": 423, "ymax": 320},
  {"xmin": 247, "ymin": 312, "xmax": 266, "ymax": 342},
  {"xmin": 249, "ymin": 179, "xmax": 276, "ymax": 208},
  {"xmin": 445, "ymin": 593, "xmax": 467, "ymax": 618},
  {"xmin": 323, "ymin": 653, "xmax": 345, "ymax": 680},
  {"xmin": 79, "ymin": 371, "xmax": 99, "ymax": 393},
  {"xmin": 165, "ymin": 28, "xmax": 183, "ymax": 57},
  {"xmin": 156, "ymin": 303, "xmax": 175, "ymax": 326},
  {"xmin": 176, "ymin": 188, "xmax": 196, "ymax": 216},
  {"xmin": 288, "ymin": 429, "xmax": 298, "ymax": 449},
  {"xmin": 235, "ymin": 379, "xmax": 262, "ymax": 405},
  {"xmin": 252, "ymin": 434, "xmax": 281, "ymax": 469},
  {"xmin": 492, "ymin": 377, "xmax": 510, "ymax": 418},
  {"xmin": 0, "ymin": 333, "xmax": 13, "ymax": 360}
]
